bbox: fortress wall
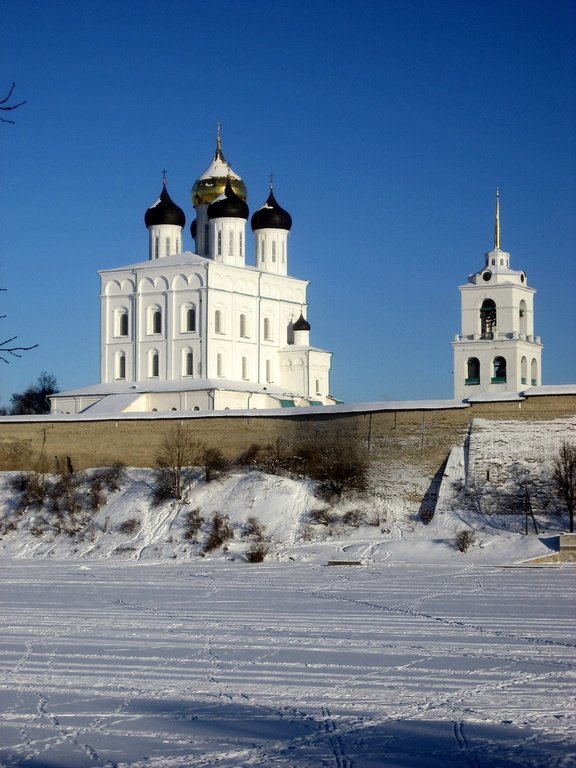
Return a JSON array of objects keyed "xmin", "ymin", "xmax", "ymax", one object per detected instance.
[{"xmin": 1, "ymin": 394, "xmax": 574, "ymax": 508}]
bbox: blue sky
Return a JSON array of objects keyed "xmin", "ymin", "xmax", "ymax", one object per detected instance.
[{"xmin": 1, "ymin": 0, "xmax": 574, "ymax": 406}]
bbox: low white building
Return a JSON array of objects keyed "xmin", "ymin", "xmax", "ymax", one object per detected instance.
[
  {"xmin": 51, "ymin": 134, "xmax": 335, "ymax": 415},
  {"xmin": 452, "ymin": 191, "xmax": 543, "ymax": 401}
]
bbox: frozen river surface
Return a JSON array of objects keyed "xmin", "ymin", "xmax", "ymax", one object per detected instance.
[{"xmin": 0, "ymin": 560, "xmax": 574, "ymax": 767}]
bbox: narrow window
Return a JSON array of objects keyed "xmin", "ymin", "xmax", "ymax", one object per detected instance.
[
  {"xmin": 261, "ymin": 240, "xmax": 265, "ymax": 263},
  {"xmin": 266, "ymin": 359, "xmax": 272, "ymax": 383},
  {"xmin": 240, "ymin": 313, "xmax": 247, "ymax": 338},
  {"xmin": 228, "ymin": 231, "xmax": 234, "ymax": 257},
  {"xmin": 154, "ymin": 236, "xmax": 159, "ymax": 258},
  {"xmin": 217, "ymin": 230, "xmax": 222, "ymax": 256},
  {"xmin": 521, "ymin": 356, "xmax": 528, "ymax": 385},
  {"xmin": 466, "ymin": 357, "xmax": 480, "ymax": 385},
  {"xmin": 152, "ymin": 309, "xmax": 162, "ymax": 334},
  {"xmin": 282, "ymin": 242, "xmax": 285, "ymax": 263},
  {"xmin": 203, "ymin": 224, "xmax": 210, "ymax": 256},
  {"xmin": 239, "ymin": 231, "xmax": 243, "ymax": 257},
  {"xmin": 118, "ymin": 311, "xmax": 129, "ymax": 337},
  {"xmin": 185, "ymin": 352, "xmax": 193, "ymax": 376},
  {"xmin": 217, "ymin": 353, "xmax": 223, "ymax": 377},
  {"xmin": 150, "ymin": 352, "xmax": 159, "ymax": 378},
  {"xmin": 531, "ymin": 358, "xmax": 538, "ymax": 386},
  {"xmin": 492, "ymin": 356, "xmax": 507, "ymax": 383},
  {"xmin": 241, "ymin": 356, "xmax": 248, "ymax": 379},
  {"xmin": 316, "ymin": 379, "xmax": 321, "ymax": 394},
  {"xmin": 117, "ymin": 353, "xmax": 126, "ymax": 380},
  {"xmin": 186, "ymin": 307, "xmax": 196, "ymax": 332},
  {"xmin": 165, "ymin": 237, "xmax": 170, "ymax": 256},
  {"xmin": 271, "ymin": 241, "xmax": 276, "ymax": 262},
  {"xmin": 263, "ymin": 317, "xmax": 271, "ymax": 341},
  {"xmin": 215, "ymin": 309, "xmax": 222, "ymax": 334}
]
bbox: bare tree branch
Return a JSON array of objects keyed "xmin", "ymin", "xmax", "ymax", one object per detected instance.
[
  {"xmin": 1, "ymin": 82, "xmax": 26, "ymax": 125},
  {"xmin": 0, "ymin": 336, "xmax": 38, "ymax": 364}
]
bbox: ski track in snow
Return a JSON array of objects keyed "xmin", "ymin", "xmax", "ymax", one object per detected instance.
[{"xmin": 0, "ymin": 561, "xmax": 574, "ymax": 768}]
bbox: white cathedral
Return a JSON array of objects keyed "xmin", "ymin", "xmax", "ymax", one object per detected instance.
[
  {"xmin": 50, "ymin": 136, "xmax": 544, "ymax": 415},
  {"xmin": 51, "ymin": 134, "xmax": 336, "ymax": 415}
]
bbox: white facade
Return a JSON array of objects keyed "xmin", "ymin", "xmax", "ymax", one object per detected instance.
[
  {"xmin": 51, "ymin": 136, "xmax": 334, "ymax": 415},
  {"xmin": 452, "ymin": 192, "xmax": 543, "ymax": 400}
]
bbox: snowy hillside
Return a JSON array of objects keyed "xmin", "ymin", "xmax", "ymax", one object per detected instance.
[{"xmin": 0, "ymin": 464, "xmax": 565, "ymax": 566}]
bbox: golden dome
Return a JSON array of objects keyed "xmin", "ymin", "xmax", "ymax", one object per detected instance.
[{"xmin": 191, "ymin": 134, "xmax": 247, "ymax": 207}]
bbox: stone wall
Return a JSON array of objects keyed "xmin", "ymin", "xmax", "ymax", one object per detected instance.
[{"xmin": 1, "ymin": 394, "xmax": 574, "ymax": 509}]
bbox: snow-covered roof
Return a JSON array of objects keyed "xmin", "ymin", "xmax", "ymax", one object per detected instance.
[
  {"xmin": 465, "ymin": 391, "xmax": 525, "ymax": 403},
  {"xmin": 522, "ymin": 384, "xmax": 576, "ymax": 397}
]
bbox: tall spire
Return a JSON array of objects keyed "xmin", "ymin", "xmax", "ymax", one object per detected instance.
[
  {"xmin": 215, "ymin": 121, "xmax": 224, "ymax": 161},
  {"xmin": 494, "ymin": 187, "xmax": 500, "ymax": 250}
]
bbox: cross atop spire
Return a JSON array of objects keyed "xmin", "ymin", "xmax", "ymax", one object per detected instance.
[
  {"xmin": 214, "ymin": 121, "xmax": 224, "ymax": 160},
  {"xmin": 269, "ymin": 172, "xmax": 274, "ymax": 190},
  {"xmin": 494, "ymin": 187, "xmax": 501, "ymax": 250},
  {"xmin": 161, "ymin": 168, "xmax": 167, "ymax": 186}
]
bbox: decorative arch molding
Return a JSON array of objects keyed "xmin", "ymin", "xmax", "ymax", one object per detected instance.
[{"xmin": 104, "ymin": 279, "xmax": 123, "ymax": 296}]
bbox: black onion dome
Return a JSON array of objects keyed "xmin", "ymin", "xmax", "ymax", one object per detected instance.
[
  {"xmin": 145, "ymin": 185, "xmax": 186, "ymax": 228},
  {"xmin": 207, "ymin": 179, "xmax": 249, "ymax": 220},
  {"xmin": 293, "ymin": 313, "xmax": 311, "ymax": 332},
  {"xmin": 251, "ymin": 188, "xmax": 292, "ymax": 231}
]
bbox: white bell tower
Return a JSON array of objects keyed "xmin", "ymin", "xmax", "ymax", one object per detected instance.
[{"xmin": 452, "ymin": 191, "xmax": 543, "ymax": 400}]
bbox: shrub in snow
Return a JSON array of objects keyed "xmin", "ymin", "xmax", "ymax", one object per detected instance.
[
  {"xmin": 182, "ymin": 508, "xmax": 204, "ymax": 542},
  {"xmin": 198, "ymin": 446, "xmax": 227, "ymax": 483},
  {"xmin": 309, "ymin": 507, "xmax": 336, "ymax": 526},
  {"xmin": 117, "ymin": 518, "xmax": 141, "ymax": 535},
  {"xmin": 455, "ymin": 529, "xmax": 475, "ymax": 552},
  {"xmin": 245, "ymin": 540, "xmax": 269, "ymax": 562},
  {"xmin": 96, "ymin": 462, "xmax": 126, "ymax": 492},
  {"xmin": 203, "ymin": 512, "xmax": 234, "ymax": 553},
  {"xmin": 12, "ymin": 471, "xmax": 48, "ymax": 510},
  {"xmin": 298, "ymin": 435, "xmax": 369, "ymax": 500},
  {"xmin": 242, "ymin": 515, "xmax": 266, "ymax": 540},
  {"xmin": 342, "ymin": 509, "xmax": 367, "ymax": 528}
]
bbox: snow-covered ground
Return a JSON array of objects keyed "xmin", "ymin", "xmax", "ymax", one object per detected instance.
[
  {"xmin": 0, "ymin": 560, "xmax": 574, "ymax": 767},
  {"xmin": 0, "ymin": 459, "xmax": 574, "ymax": 766}
]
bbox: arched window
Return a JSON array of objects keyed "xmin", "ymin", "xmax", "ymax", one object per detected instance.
[
  {"xmin": 117, "ymin": 310, "xmax": 129, "ymax": 337},
  {"xmin": 241, "ymin": 356, "xmax": 248, "ymax": 379},
  {"xmin": 217, "ymin": 353, "xmax": 223, "ymax": 377},
  {"xmin": 466, "ymin": 357, "xmax": 480, "ymax": 385},
  {"xmin": 521, "ymin": 356, "xmax": 528, "ymax": 385},
  {"xmin": 531, "ymin": 358, "xmax": 538, "ymax": 386},
  {"xmin": 150, "ymin": 308, "xmax": 161, "ymax": 335},
  {"xmin": 183, "ymin": 306, "xmax": 196, "ymax": 333},
  {"xmin": 480, "ymin": 299, "xmax": 496, "ymax": 339},
  {"xmin": 492, "ymin": 356, "xmax": 507, "ymax": 383},
  {"xmin": 116, "ymin": 352, "xmax": 126, "ymax": 380},
  {"xmin": 150, "ymin": 351, "xmax": 159, "ymax": 378},
  {"xmin": 266, "ymin": 359, "xmax": 272, "ymax": 383},
  {"xmin": 215, "ymin": 309, "xmax": 222, "ymax": 334},
  {"xmin": 239, "ymin": 313, "xmax": 247, "ymax": 338},
  {"xmin": 263, "ymin": 317, "xmax": 271, "ymax": 341},
  {"xmin": 203, "ymin": 224, "xmax": 209, "ymax": 256},
  {"xmin": 217, "ymin": 230, "xmax": 222, "ymax": 256},
  {"xmin": 154, "ymin": 236, "xmax": 159, "ymax": 259},
  {"xmin": 519, "ymin": 300, "xmax": 527, "ymax": 336},
  {"xmin": 184, "ymin": 351, "xmax": 193, "ymax": 377}
]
